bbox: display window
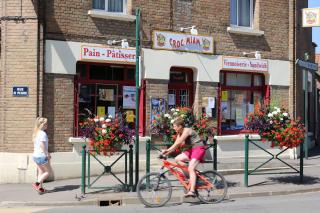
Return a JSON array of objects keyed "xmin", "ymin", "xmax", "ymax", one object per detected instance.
[
  {"xmin": 74, "ymin": 62, "xmax": 135, "ymax": 136},
  {"xmin": 168, "ymin": 67, "xmax": 194, "ymax": 109},
  {"xmin": 219, "ymin": 71, "xmax": 265, "ymax": 134}
]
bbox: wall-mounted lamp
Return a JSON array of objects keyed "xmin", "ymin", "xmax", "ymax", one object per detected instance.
[
  {"xmin": 243, "ymin": 51, "xmax": 261, "ymax": 59},
  {"xmin": 107, "ymin": 39, "xmax": 129, "ymax": 48},
  {"xmin": 180, "ymin": 25, "xmax": 198, "ymax": 35}
]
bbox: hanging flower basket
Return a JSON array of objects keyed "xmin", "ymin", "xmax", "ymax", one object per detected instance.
[
  {"xmin": 245, "ymin": 106, "xmax": 305, "ymax": 149},
  {"xmin": 79, "ymin": 114, "xmax": 135, "ymax": 156}
]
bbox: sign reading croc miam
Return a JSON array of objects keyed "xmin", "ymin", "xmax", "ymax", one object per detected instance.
[
  {"xmin": 80, "ymin": 45, "xmax": 136, "ymax": 64},
  {"xmin": 152, "ymin": 31, "xmax": 214, "ymax": 54}
]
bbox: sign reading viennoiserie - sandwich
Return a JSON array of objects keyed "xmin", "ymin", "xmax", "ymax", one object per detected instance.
[
  {"xmin": 302, "ymin": 8, "xmax": 320, "ymax": 27},
  {"xmin": 152, "ymin": 31, "xmax": 214, "ymax": 54}
]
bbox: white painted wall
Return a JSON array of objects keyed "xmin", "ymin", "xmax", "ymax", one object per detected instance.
[{"xmin": 46, "ymin": 40, "xmax": 290, "ymax": 86}]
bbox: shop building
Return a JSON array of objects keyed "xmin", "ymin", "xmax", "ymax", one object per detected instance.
[{"xmin": 0, "ymin": 0, "xmax": 316, "ymax": 183}]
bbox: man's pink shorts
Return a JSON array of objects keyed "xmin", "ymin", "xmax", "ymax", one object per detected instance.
[{"xmin": 183, "ymin": 146, "xmax": 206, "ymax": 162}]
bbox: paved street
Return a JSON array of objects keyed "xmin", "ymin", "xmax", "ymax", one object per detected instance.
[{"xmin": 2, "ymin": 191, "xmax": 320, "ymax": 213}]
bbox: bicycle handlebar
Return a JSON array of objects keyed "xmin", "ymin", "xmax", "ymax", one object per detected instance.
[{"xmin": 158, "ymin": 154, "xmax": 167, "ymax": 160}]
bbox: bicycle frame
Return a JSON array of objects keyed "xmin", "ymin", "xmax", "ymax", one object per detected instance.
[{"xmin": 160, "ymin": 159, "xmax": 214, "ymax": 191}]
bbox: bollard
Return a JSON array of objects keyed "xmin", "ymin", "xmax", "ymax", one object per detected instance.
[
  {"xmin": 244, "ymin": 135, "xmax": 249, "ymax": 187},
  {"xmin": 300, "ymin": 141, "xmax": 304, "ymax": 183},
  {"xmin": 81, "ymin": 145, "xmax": 86, "ymax": 195},
  {"xmin": 129, "ymin": 144, "xmax": 134, "ymax": 190},
  {"xmin": 213, "ymin": 139, "xmax": 217, "ymax": 171},
  {"xmin": 146, "ymin": 139, "xmax": 151, "ymax": 175}
]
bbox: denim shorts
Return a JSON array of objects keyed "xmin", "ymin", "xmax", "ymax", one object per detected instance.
[{"xmin": 33, "ymin": 156, "xmax": 48, "ymax": 165}]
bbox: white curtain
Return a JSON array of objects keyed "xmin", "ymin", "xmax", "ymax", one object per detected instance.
[
  {"xmin": 108, "ymin": 0, "xmax": 124, "ymax": 12},
  {"xmin": 238, "ymin": 0, "xmax": 251, "ymax": 27},
  {"xmin": 93, "ymin": 0, "xmax": 105, "ymax": 10}
]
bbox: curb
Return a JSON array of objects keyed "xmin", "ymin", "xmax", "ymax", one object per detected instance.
[{"xmin": 2, "ymin": 187, "xmax": 320, "ymax": 207}]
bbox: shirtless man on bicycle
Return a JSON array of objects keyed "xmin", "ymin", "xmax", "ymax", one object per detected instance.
[{"xmin": 162, "ymin": 117, "xmax": 206, "ymax": 197}]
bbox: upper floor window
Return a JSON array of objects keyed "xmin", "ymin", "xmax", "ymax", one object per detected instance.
[
  {"xmin": 93, "ymin": 0, "xmax": 127, "ymax": 13},
  {"xmin": 230, "ymin": 0, "xmax": 253, "ymax": 28}
]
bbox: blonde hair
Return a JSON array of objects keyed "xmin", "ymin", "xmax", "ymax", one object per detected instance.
[
  {"xmin": 32, "ymin": 117, "xmax": 48, "ymax": 141},
  {"xmin": 173, "ymin": 117, "xmax": 185, "ymax": 127}
]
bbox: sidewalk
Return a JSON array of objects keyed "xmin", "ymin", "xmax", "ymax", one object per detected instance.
[{"xmin": 1, "ymin": 153, "xmax": 320, "ymax": 207}]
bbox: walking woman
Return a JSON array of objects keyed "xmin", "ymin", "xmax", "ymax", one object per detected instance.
[{"xmin": 32, "ymin": 117, "xmax": 51, "ymax": 194}]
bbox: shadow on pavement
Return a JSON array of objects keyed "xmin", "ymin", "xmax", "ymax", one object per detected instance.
[
  {"xmin": 45, "ymin": 185, "xmax": 80, "ymax": 193},
  {"xmin": 227, "ymin": 181, "xmax": 240, "ymax": 188},
  {"xmin": 268, "ymin": 175, "xmax": 320, "ymax": 185}
]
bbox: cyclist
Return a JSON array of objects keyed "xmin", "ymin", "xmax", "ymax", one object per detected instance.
[{"xmin": 161, "ymin": 117, "xmax": 206, "ymax": 198}]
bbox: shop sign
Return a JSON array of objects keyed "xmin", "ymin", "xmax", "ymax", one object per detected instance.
[
  {"xmin": 222, "ymin": 57, "xmax": 268, "ymax": 72},
  {"xmin": 12, "ymin": 86, "xmax": 28, "ymax": 97},
  {"xmin": 80, "ymin": 45, "xmax": 136, "ymax": 64},
  {"xmin": 302, "ymin": 8, "xmax": 320, "ymax": 27},
  {"xmin": 152, "ymin": 31, "xmax": 214, "ymax": 54}
]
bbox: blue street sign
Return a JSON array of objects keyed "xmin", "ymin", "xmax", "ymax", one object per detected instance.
[
  {"xmin": 13, "ymin": 86, "xmax": 29, "ymax": 97},
  {"xmin": 296, "ymin": 59, "xmax": 318, "ymax": 71}
]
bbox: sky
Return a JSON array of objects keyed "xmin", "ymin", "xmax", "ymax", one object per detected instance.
[{"xmin": 309, "ymin": 0, "xmax": 320, "ymax": 53}]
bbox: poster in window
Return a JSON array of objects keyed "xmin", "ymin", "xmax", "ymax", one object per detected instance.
[
  {"xmin": 208, "ymin": 97, "xmax": 215, "ymax": 109},
  {"xmin": 150, "ymin": 98, "xmax": 166, "ymax": 124},
  {"xmin": 202, "ymin": 97, "xmax": 208, "ymax": 107},
  {"xmin": 99, "ymin": 89, "xmax": 114, "ymax": 101},
  {"xmin": 123, "ymin": 86, "xmax": 136, "ymax": 109},
  {"xmin": 97, "ymin": 106, "xmax": 105, "ymax": 117},
  {"xmin": 107, "ymin": 106, "xmax": 115, "ymax": 118},
  {"xmin": 168, "ymin": 94, "xmax": 175, "ymax": 106},
  {"xmin": 235, "ymin": 107, "xmax": 244, "ymax": 127},
  {"xmin": 126, "ymin": 110, "xmax": 135, "ymax": 123},
  {"xmin": 221, "ymin": 102, "xmax": 229, "ymax": 120},
  {"xmin": 221, "ymin": 91, "xmax": 228, "ymax": 102}
]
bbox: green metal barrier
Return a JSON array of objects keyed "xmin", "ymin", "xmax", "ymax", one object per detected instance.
[
  {"xmin": 81, "ymin": 144, "xmax": 134, "ymax": 194},
  {"xmin": 244, "ymin": 134, "xmax": 304, "ymax": 187},
  {"xmin": 146, "ymin": 138, "xmax": 218, "ymax": 174}
]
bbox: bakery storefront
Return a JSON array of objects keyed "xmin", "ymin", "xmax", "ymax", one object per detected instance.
[
  {"xmin": 45, "ymin": 40, "xmax": 137, "ymax": 136},
  {"xmin": 219, "ymin": 57, "xmax": 269, "ymax": 135}
]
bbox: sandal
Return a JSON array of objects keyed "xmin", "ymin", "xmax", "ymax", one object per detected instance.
[{"xmin": 184, "ymin": 190, "xmax": 196, "ymax": 198}]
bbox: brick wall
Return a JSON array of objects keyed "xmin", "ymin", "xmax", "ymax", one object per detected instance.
[
  {"xmin": 0, "ymin": 0, "xmax": 40, "ymax": 152},
  {"xmin": 45, "ymin": 0, "xmax": 292, "ymax": 61},
  {"xmin": 43, "ymin": 74, "xmax": 74, "ymax": 152},
  {"xmin": 269, "ymin": 86, "xmax": 290, "ymax": 110}
]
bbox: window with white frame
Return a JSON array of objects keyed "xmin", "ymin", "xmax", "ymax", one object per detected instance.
[
  {"xmin": 230, "ymin": 0, "xmax": 253, "ymax": 27},
  {"xmin": 93, "ymin": 0, "xmax": 127, "ymax": 13}
]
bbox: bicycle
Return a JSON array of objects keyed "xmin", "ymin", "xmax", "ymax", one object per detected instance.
[{"xmin": 137, "ymin": 155, "xmax": 228, "ymax": 207}]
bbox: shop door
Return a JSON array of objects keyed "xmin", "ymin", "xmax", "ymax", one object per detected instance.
[{"xmin": 168, "ymin": 67, "xmax": 193, "ymax": 109}]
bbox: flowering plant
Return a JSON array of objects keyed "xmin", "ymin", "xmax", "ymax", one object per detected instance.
[
  {"xmin": 245, "ymin": 106, "xmax": 305, "ymax": 148},
  {"xmin": 79, "ymin": 113, "xmax": 135, "ymax": 156},
  {"xmin": 151, "ymin": 107, "xmax": 216, "ymax": 144}
]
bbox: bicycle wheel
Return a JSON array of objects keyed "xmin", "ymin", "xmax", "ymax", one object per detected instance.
[
  {"xmin": 137, "ymin": 172, "xmax": 172, "ymax": 207},
  {"xmin": 196, "ymin": 170, "xmax": 227, "ymax": 204}
]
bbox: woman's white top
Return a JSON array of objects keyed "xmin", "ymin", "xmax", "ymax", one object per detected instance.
[{"xmin": 33, "ymin": 130, "xmax": 48, "ymax": 158}]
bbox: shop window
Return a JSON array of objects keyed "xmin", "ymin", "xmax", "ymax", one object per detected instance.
[
  {"xmin": 230, "ymin": 0, "xmax": 253, "ymax": 28},
  {"xmin": 75, "ymin": 62, "xmax": 135, "ymax": 136},
  {"xmin": 220, "ymin": 72, "xmax": 264, "ymax": 133},
  {"xmin": 93, "ymin": 0, "xmax": 127, "ymax": 13}
]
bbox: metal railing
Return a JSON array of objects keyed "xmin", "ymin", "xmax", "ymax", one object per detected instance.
[
  {"xmin": 81, "ymin": 144, "xmax": 134, "ymax": 195},
  {"xmin": 244, "ymin": 134, "xmax": 304, "ymax": 187}
]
